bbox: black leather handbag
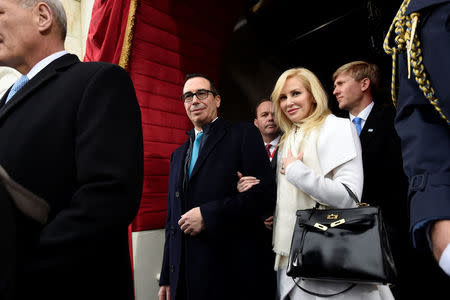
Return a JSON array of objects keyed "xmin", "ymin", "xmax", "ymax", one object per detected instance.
[{"xmin": 286, "ymin": 185, "xmax": 397, "ymax": 295}]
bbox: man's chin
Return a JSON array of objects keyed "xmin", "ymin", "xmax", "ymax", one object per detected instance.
[
  {"xmin": 338, "ymin": 103, "xmax": 347, "ymax": 110},
  {"xmin": 190, "ymin": 116, "xmax": 209, "ymax": 127},
  {"xmin": 264, "ymin": 129, "xmax": 279, "ymax": 136},
  {"xmin": 189, "ymin": 111, "xmax": 205, "ymax": 120}
]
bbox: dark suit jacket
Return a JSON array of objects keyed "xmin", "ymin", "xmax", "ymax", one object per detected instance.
[
  {"xmin": 359, "ymin": 103, "xmax": 409, "ymax": 262},
  {"xmin": 0, "ymin": 54, "xmax": 143, "ymax": 300},
  {"xmin": 359, "ymin": 102, "xmax": 408, "ymax": 233},
  {"xmin": 0, "ymin": 184, "xmax": 16, "ymax": 300},
  {"xmin": 160, "ymin": 118, "xmax": 276, "ymax": 300},
  {"xmin": 0, "ymin": 182, "xmax": 43, "ymax": 300}
]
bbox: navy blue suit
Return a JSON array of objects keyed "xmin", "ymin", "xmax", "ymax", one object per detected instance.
[
  {"xmin": 359, "ymin": 102, "xmax": 408, "ymax": 229},
  {"xmin": 396, "ymin": 0, "xmax": 450, "ymax": 249},
  {"xmin": 160, "ymin": 117, "xmax": 276, "ymax": 300},
  {"xmin": 393, "ymin": 0, "xmax": 450, "ymax": 295}
]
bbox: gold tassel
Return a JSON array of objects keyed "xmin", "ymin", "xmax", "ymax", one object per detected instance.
[
  {"xmin": 407, "ymin": 13, "xmax": 419, "ymax": 78},
  {"xmin": 119, "ymin": 0, "xmax": 138, "ymax": 70}
]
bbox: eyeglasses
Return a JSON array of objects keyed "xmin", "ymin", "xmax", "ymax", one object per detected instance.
[{"xmin": 181, "ymin": 89, "xmax": 216, "ymax": 103}]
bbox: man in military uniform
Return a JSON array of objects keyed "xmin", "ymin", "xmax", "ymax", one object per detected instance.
[{"xmin": 384, "ymin": 0, "xmax": 450, "ymax": 295}]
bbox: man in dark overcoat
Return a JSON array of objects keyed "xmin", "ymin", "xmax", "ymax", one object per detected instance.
[
  {"xmin": 158, "ymin": 74, "xmax": 276, "ymax": 300},
  {"xmin": 0, "ymin": 1, "xmax": 143, "ymax": 299}
]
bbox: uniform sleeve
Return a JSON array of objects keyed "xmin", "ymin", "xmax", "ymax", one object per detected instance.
[{"xmin": 409, "ymin": 2, "xmax": 450, "ymax": 248}]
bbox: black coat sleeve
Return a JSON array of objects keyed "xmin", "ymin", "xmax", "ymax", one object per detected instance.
[
  {"xmin": 200, "ymin": 124, "xmax": 276, "ymax": 236},
  {"xmin": 34, "ymin": 64, "xmax": 143, "ymax": 269}
]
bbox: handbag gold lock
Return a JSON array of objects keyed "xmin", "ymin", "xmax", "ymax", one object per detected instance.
[
  {"xmin": 314, "ymin": 223, "xmax": 328, "ymax": 231},
  {"xmin": 330, "ymin": 218, "xmax": 346, "ymax": 227},
  {"xmin": 327, "ymin": 214, "xmax": 338, "ymax": 220}
]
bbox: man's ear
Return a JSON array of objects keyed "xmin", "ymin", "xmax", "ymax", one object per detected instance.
[
  {"xmin": 215, "ymin": 95, "xmax": 221, "ymax": 108},
  {"xmin": 34, "ymin": 2, "xmax": 53, "ymax": 34},
  {"xmin": 254, "ymin": 118, "xmax": 258, "ymax": 127},
  {"xmin": 360, "ymin": 78, "xmax": 370, "ymax": 92}
]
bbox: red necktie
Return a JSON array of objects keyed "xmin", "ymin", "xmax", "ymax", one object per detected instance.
[{"xmin": 265, "ymin": 144, "xmax": 272, "ymax": 158}]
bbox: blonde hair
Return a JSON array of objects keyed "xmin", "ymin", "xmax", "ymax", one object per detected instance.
[
  {"xmin": 271, "ymin": 68, "xmax": 330, "ymax": 143},
  {"xmin": 332, "ymin": 61, "xmax": 380, "ymax": 93}
]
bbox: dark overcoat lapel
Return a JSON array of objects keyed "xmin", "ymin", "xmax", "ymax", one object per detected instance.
[
  {"xmin": 188, "ymin": 120, "xmax": 226, "ymax": 180},
  {"xmin": 0, "ymin": 55, "xmax": 77, "ymax": 120}
]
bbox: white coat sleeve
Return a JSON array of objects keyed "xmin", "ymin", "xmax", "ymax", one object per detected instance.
[{"xmin": 284, "ymin": 119, "xmax": 363, "ymax": 209}]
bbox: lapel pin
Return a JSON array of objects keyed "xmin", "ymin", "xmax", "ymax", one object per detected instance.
[{"xmin": 368, "ymin": 128, "xmax": 374, "ymax": 132}]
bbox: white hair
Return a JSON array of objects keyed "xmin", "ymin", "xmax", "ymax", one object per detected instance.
[{"xmin": 21, "ymin": 0, "xmax": 67, "ymax": 40}]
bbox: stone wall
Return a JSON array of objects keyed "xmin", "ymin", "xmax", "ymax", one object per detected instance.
[{"xmin": 62, "ymin": 0, "xmax": 94, "ymax": 60}]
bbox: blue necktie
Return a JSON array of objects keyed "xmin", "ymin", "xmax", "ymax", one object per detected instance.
[
  {"xmin": 188, "ymin": 132, "xmax": 204, "ymax": 176},
  {"xmin": 6, "ymin": 75, "xmax": 29, "ymax": 104},
  {"xmin": 353, "ymin": 117, "xmax": 362, "ymax": 135}
]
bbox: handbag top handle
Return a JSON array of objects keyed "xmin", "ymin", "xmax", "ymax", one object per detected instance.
[
  {"xmin": 314, "ymin": 184, "xmax": 363, "ymax": 210},
  {"xmin": 342, "ymin": 184, "xmax": 359, "ymax": 205}
]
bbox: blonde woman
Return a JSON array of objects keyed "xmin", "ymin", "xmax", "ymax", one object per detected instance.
[{"xmin": 239, "ymin": 68, "xmax": 394, "ymax": 299}]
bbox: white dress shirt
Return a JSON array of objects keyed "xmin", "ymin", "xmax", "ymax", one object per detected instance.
[
  {"xmin": 27, "ymin": 50, "xmax": 68, "ymax": 79},
  {"xmin": 439, "ymin": 243, "xmax": 450, "ymax": 276},
  {"xmin": 349, "ymin": 101, "xmax": 374, "ymax": 130}
]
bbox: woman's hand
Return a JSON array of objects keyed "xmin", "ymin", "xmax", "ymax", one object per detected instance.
[
  {"xmin": 280, "ymin": 149, "xmax": 303, "ymax": 175},
  {"xmin": 237, "ymin": 171, "xmax": 260, "ymax": 192},
  {"xmin": 264, "ymin": 216, "xmax": 274, "ymax": 230}
]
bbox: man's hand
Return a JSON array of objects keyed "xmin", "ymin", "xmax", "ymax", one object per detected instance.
[
  {"xmin": 280, "ymin": 149, "xmax": 303, "ymax": 175},
  {"xmin": 431, "ymin": 220, "xmax": 450, "ymax": 262},
  {"xmin": 158, "ymin": 285, "xmax": 170, "ymax": 300},
  {"xmin": 237, "ymin": 171, "xmax": 260, "ymax": 192},
  {"xmin": 178, "ymin": 207, "xmax": 205, "ymax": 236},
  {"xmin": 264, "ymin": 216, "xmax": 274, "ymax": 230}
]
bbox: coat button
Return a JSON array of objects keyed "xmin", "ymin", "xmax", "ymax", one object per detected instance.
[
  {"xmin": 175, "ymin": 191, "xmax": 180, "ymax": 198},
  {"xmin": 170, "ymin": 265, "xmax": 175, "ymax": 272}
]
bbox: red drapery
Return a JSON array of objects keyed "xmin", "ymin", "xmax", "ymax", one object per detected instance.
[
  {"xmin": 85, "ymin": 0, "xmax": 243, "ymax": 231},
  {"xmin": 84, "ymin": 0, "xmax": 131, "ymax": 64}
]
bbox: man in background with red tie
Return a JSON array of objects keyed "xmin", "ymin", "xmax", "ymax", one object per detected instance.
[
  {"xmin": 254, "ymin": 99, "xmax": 282, "ymax": 167},
  {"xmin": 237, "ymin": 99, "xmax": 281, "ymax": 220},
  {"xmin": 252, "ymin": 99, "xmax": 280, "ymax": 232},
  {"xmin": 235, "ymin": 99, "xmax": 281, "ymax": 299},
  {"xmin": 237, "ymin": 99, "xmax": 281, "ymax": 195}
]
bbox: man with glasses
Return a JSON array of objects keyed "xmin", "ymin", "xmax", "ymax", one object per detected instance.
[{"xmin": 158, "ymin": 74, "xmax": 276, "ymax": 300}]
